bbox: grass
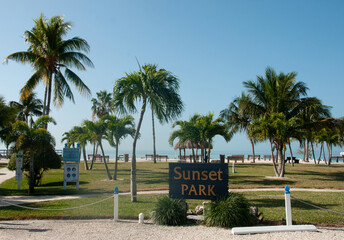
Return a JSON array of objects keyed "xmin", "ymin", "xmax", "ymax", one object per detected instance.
[
  {"xmin": 1, "ymin": 162, "xmax": 343, "ymax": 196},
  {"xmin": 0, "ymin": 161, "xmax": 343, "ymax": 225},
  {"xmin": 0, "ymin": 163, "xmax": 7, "ymax": 168},
  {"xmin": 1, "ymin": 192, "xmax": 343, "ymax": 226}
]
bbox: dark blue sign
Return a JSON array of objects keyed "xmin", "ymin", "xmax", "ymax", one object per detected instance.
[{"xmin": 169, "ymin": 163, "xmax": 228, "ymax": 200}]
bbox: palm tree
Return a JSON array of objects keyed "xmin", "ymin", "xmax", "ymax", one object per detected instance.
[
  {"xmin": 113, "ymin": 64, "xmax": 183, "ymax": 202},
  {"xmin": 198, "ymin": 113, "xmax": 231, "ymax": 161},
  {"xmin": 9, "ymin": 92, "xmax": 43, "ymax": 125},
  {"xmin": 63, "ymin": 125, "xmax": 90, "ymax": 170},
  {"xmin": 0, "ymin": 97, "xmax": 17, "ymax": 156},
  {"xmin": 12, "ymin": 116, "xmax": 56, "ymax": 193},
  {"xmin": 220, "ymin": 93, "xmax": 257, "ymax": 162},
  {"xmin": 243, "ymin": 67, "xmax": 308, "ymax": 177},
  {"xmin": 104, "ymin": 115, "xmax": 135, "ymax": 180},
  {"xmin": 4, "ymin": 14, "xmax": 93, "ymax": 124},
  {"xmin": 83, "ymin": 118, "xmax": 112, "ymax": 179},
  {"xmin": 169, "ymin": 114, "xmax": 202, "ymax": 162},
  {"xmin": 91, "ymin": 90, "xmax": 114, "ymax": 121}
]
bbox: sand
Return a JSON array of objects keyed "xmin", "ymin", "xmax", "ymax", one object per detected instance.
[{"xmin": 0, "ymin": 219, "xmax": 344, "ymax": 240}]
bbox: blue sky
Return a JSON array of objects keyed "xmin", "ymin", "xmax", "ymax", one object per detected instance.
[{"xmin": 1, "ymin": 0, "xmax": 344, "ymax": 155}]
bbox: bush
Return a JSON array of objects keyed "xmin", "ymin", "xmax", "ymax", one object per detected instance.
[
  {"xmin": 151, "ymin": 196, "xmax": 187, "ymax": 226},
  {"xmin": 205, "ymin": 193, "xmax": 256, "ymax": 228},
  {"xmin": 8, "ymin": 145, "xmax": 62, "ymax": 186}
]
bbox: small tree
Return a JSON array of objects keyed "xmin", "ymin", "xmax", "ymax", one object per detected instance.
[{"xmin": 11, "ymin": 116, "xmax": 58, "ymax": 193}]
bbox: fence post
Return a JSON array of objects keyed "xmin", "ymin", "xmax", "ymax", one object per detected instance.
[
  {"xmin": 114, "ymin": 186, "xmax": 119, "ymax": 222},
  {"xmin": 285, "ymin": 185, "xmax": 292, "ymax": 225},
  {"xmin": 232, "ymin": 162, "xmax": 235, "ymax": 173}
]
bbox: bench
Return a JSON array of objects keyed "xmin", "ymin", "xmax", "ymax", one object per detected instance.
[
  {"xmin": 330, "ymin": 156, "xmax": 344, "ymax": 163},
  {"xmin": 158, "ymin": 155, "xmax": 168, "ymax": 162},
  {"xmin": 88, "ymin": 154, "xmax": 109, "ymax": 162},
  {"xmin": 248, "ymin": 155, "xmax": 260, "ymax": 161},
  {"xmin": 146, "ymin": 154, "xmax": 169, "ymax": 161},
  {"xmin": 226, "ymin": 155, "xmax": 245, "ymax": 163}
]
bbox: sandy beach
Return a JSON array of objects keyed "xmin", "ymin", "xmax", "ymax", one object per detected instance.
[{"xmin": 0, "ymin": 219, "xmax": 343, "ymax": 240}]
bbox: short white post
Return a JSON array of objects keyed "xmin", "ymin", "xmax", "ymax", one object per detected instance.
[
  {"xmin": 285, "ymin": 185, "xmax": 292, "ymax": 225},
  {"xmin": 114, "ymin": 186, "xmax": 119, "ymax": 222},
  {"xmin": 232, "ymin": 162, "xmax": 235, "ymax": 173},
  {"xmin": 139, "ymin": 213, "xmax": 144, "ymax": 224}
]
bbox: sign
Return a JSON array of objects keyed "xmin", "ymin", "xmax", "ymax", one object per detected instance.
[
  {"xmin": 169, "ymin": 163, "xmax": 228, "ymax": 200},
  {"xmin": 63, "ymin": 145, "xmax": 80, "ymax": 190},
  {"xmin": 15, "ymin": 151, "xmax": 23, "ymax": 182},
  {"xmin": 64, "ymin": 162, "xmax": 79, "ymax": 182},
  {"xmin": 62, "ymin": 148, "xmax": 80, "ymax": 162}
]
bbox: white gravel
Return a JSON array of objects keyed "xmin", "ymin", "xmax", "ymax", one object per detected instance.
[{"xmin": 0, "ymin": 220, "xmax": 343, "ymax": 240}]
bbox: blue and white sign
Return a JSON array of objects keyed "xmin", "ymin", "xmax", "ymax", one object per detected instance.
[{"xmin": 63, "ymin": 148, "xmax": 80, "ymax": 162}]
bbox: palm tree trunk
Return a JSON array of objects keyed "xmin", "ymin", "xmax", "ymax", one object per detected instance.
[
  {"xmin": 277, "ymin": 144, "xmax": 285, "ymax": 177},
  {"xmin": 270, "ymin": 140, "xmax": 279, "ymax": 176},
  {"xmin": 82, "ymin": 147, "xmax": 89, "ymax": 170},
  {"xmin": 43, "ymin": 86, "xmax": 48, "ymax": 116},
  {"xmin": 250, "ymin": 138, "xmax": 255, "ymax": 163},
  {"xmin": 306, "ymin": 139, "xmax": 309, "ymax": 162},
  {"xmin": 310, "ymin": 140, "xmax": 316, "ymax": 164},
  {"xmin": 302, "ymin": 141, "xmax": 306, "ymax": 161},
  {"xmin": 114, "ymin": 142, "xmax": 119, "ymax": 180},
  {"xmin": 288, "ymin": 139, "xmax": 294, "ymax": 167},
  {"xmin": 327, "ymin": 143, "xmax": 332, "ymax": 166},
  {"xmin": 131, "ymin": 101, "xmax": 146, "ymax": 202},
  {"xmin": 323, "ymin": 143, "xmax": 327, "ymax": 164},
  {"xmin": 99, "ymin": 142, "xmax": 112, "ymax": 180},
  {"xmin": 29, "ymin": 153, "xmax": 35, "ymax": 194},
  {"xmin": 90, "ymin": 142, "xmax": 97, "ymax": 170},
  {"xmin": 317, "ymin": 142, "xmax": 323, "ymax": 164},
  {"xmin": 152, "ymin": 108, "xmax": 157, "ymax": 164}
]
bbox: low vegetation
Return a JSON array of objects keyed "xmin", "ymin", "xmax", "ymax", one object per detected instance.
[{"xmin": 151, "ymin": 196, "xmax": 187, "ymax": 226}]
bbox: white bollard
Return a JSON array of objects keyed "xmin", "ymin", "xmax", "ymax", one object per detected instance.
[
  {"xmin": 285, "ymin": 185, "xmax": 292, "ymax": 225},
  {"xmin": 139, "ymin": 213, "xmax": 144, "ymax": 224},
  {"xmin": 232, "ymin": 162, "xmax": 235, "ymax": 173},
  {"xmin": 114, "ymin": 186, "xmax": 119, "ymax": 222}
]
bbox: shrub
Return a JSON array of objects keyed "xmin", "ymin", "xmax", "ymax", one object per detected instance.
[
  {"xmin": 151, "ymin": 195, "xmax": 187, "ymax": 226},
  {"xmin": 205, "ymin": 193, "xmax": 256, "ymax": 228},
  {"xmin": 8, "ymin": 145, "xmax": 62, "ymax": 186}
]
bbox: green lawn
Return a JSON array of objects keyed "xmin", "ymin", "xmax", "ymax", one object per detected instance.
[
  {"xmin": 0, "ymin": 161, "xmax": 343, "ymax": 225},
  {"xmin": 1, "ymin": 162, "xmax": 343, "ymax": 196}
]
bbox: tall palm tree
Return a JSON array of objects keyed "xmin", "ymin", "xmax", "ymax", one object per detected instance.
[
  {"xmin": 113, "ymin": 64, "xmax": 183, "ymax": 202},
  {"xmin": 9, "ymin": 92, "xmax": 43, "ymax": 125},
  {"xmin": 104, "ymin": 115, "xmax": 135, "ymax": 180},
  {"xmin": 243, "ymin": 67, "xmax": 308, "ymax": 177},
  {"xmin": 83, "ymin": 118, "xmax": 112, "ymax": 179},
  {"xmin": 4, "ymin": 14, "xmax": 93, "ymax": 124},
  {"xmin": 220, "ymin": 93, "xmax": 257, "ymax": 162},
  {"xmin": 91, "ymin": 90, "xmax": 114, "ymax": 121},
  {"xmin": 12, "ymin": 116, "xmax": 56, "ymax": 193}
]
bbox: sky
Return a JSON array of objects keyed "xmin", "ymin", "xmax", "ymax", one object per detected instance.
[{"xmin": 1, "ymin": 0, "xmax": 344, "ymax": 155}]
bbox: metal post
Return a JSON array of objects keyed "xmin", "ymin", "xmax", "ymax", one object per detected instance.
[
  {"xmin": 114, "ymin": 186, "xmax": 119, "ymax": 222},
  {"xmin": 285, "ymin": 185, "xmax": 292, "ymax": 225}
]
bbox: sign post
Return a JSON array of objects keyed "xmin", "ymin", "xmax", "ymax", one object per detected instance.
[
  {"xmin": 169, "ymin": 163, "xmax": 228, "ymax": 200},
  {"xmin": 63, "ymin": 144, "xmax": 80, "ymax": 190},
  {"xmin": 15, "ymin": 150, "xmax": 23, "ymax": 189},
  {"xmin": 114, "ymin": 186, "xmax": 119, "ymax": 222}
]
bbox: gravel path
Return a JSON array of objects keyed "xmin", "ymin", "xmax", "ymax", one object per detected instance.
[{"xmin": 0, "ymin": 219, "xmax": 343, "ymax": 240}]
